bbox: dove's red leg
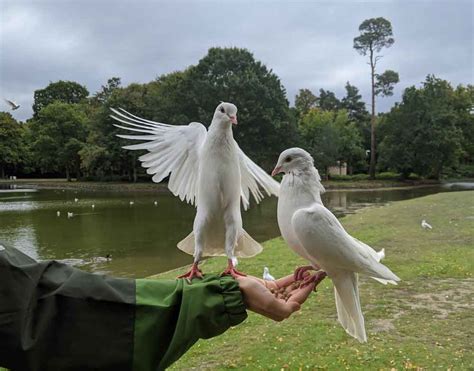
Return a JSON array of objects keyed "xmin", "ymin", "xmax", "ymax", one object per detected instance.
[
  {"xmin": 294, "ymin": 265, "xmax": 319, "ymax": 281},
  {"xmin": 221, "ymin": 259, "xmax": 247, "ymax": 279},
  {"xmin": 177, "ymin": 262, "xmax": 203, "ymax": 282},
  {"xmin": 301, "ymin": 270, "xmax": 327, "ymax": 289}
]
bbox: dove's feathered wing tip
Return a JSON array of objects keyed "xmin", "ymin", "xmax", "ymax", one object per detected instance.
[
  {"xmin": 333, "ymin": 272, "xmax": 367, "ymax": 343},
  {"xmin": 177, "ymin": 229, "xmax": 263, "ymax": 258}
]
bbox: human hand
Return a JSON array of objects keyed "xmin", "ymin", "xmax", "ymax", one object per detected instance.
[{"xmin": 235, "ymin": 271, "xmax": 326, "ymax": 322}]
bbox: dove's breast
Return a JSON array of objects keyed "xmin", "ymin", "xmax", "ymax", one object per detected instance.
[
  {"xmin": 277, "ymin": 175, "xmax": 321, "ymax": 261},
  {"xmin": 197, "ymin": 131, "xmax": 241, "ymax": 210}
]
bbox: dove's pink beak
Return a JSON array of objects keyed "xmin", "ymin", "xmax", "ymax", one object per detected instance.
[
  {"xmin": 271, "ymin": 166, "xmax": 282, "ymax": 177},
  {"xmin": 229, "ymin": 115, "xmax": 238, "ymax": 125}
]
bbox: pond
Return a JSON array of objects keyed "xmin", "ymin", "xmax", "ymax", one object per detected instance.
[{"xmin": 0, "ymin": 182, "xmax": 472, "ymax": 278}]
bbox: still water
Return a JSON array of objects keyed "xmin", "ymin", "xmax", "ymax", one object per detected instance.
[{"xmin": 0, "ymin": 183, "xmax": 471, "ymax": 278}]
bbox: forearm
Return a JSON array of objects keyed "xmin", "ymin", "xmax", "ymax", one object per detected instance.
[{"xmin": 0, "ymin": 243, "xmax": 247, "ymax": 371}]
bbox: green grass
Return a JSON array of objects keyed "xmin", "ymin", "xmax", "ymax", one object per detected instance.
[{"xmin": 154, "ymin": 191, "xmax": 474, "ymax": 370}]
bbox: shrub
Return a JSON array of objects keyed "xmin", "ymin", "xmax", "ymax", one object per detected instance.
[
  {"xmin": 352, "ymin": 174, "xmax": 370, "ymax": 181},
  {"xmin": 375, "ymin": 172, "xmax": 401, "ymax": 180}
]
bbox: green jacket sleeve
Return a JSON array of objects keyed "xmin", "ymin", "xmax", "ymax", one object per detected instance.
[{"xmin": 0, "ymin": 242, "xmax": 247, "ymax": 371}]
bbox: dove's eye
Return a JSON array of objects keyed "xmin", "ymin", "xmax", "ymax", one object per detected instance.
[
  {"xmin": 285, "ymin": 157, "xmax": 292, "ymax": 162},
  {"xmin": 220, "ymin": 107, "xmax": 225, "ymax": 114}
]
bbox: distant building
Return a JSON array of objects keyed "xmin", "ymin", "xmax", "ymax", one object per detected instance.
[{"xmin": 328, "ymin": 161, "xmax": 347, "ymax": 176}]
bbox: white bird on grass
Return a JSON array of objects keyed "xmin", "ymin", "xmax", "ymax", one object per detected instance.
[
  {"xmin": 92, "ymin": 204, "xmax": 95, "ymax": 209},
  {"xmin": 67, "ymin": 212, "xmax": 74, "ymax": 218},
  {"xmin": 263, "ymin": 267, "xmax": 275, "ymax": 281},
  {"xmin": 56, "ymin": 211, "xmax": 61, "ymax": 217},
  {"xmin": 154, "ymin": 201, "xmax": 158, "ymax": 206},
  {"xmin": 272, "ymin": 148, "xmax": 400, "ymax": 343},
  {"xmin": 129, "ymin": 201, "xmax": 134, "ymax": 206},
  {"xmin": 111, "ymin": 102, "xmax": 279, "ymax": 279},
  {"xmin": 4, "ymin": 99, "xmax": 20, "ymax": 110},
  {"xmin": 74, "ymin": 198, "xmax": 79, "ymax": 202},
  {"xmin": 421, "ymin": 219, "xmax": 432, "ymax": 230}
]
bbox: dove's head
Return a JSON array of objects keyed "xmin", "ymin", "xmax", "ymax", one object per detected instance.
[
  {"xmin": 213, "ymin": 102, "xmax": 238, "ymax": 126},
  {"xmin": 264, "ymin": 267, "xmax": 269, "ymax": 273},
  {"xmin": 271, "ymin": 148, "xmax": 314, "ymax": 176}
]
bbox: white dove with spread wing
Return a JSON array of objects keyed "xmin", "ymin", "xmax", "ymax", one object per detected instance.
[
  {"xmin": 111, "ymin": 102, "xmax": 279, "ymax": 279},
  {"xmin": 272, "ymin": 148, "xmax": 400, "ymax": 342}
]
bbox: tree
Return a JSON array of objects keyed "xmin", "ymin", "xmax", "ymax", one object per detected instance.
[
  {"xmin": 0, "ymin": 112, "xmax": 25, "ymax": 178},
  {"xmin": 341, "ymin": 82, "xmax": 371, "ymax": 160},
  {"xmin": 318, "ymin": 89, "xmax": 341, "ymax": 111},
  {"xmin": 298, "ymin": 109, "xmax": 364, "ymax": 176},
  {"xmin": 33, "ymin": 80, "xmax": 89, "ymax": 116},
  {"xmin": 295, "ymin": 89, "xmax": 318, "ymax": 116},
  {"xmin": 378, "ymin": 75, "xmax": 463, "ymax": 179},
  {"xmin": 92, "ymin": 77, "xmax": 121, "ymax": 105},
  {"xmin": 354, "ymin": 17, "xmax": 399, "ymax": 179},
  {"xmin": 182, "ymin": 47, "xmax": 297, "ymax": 168},
  {"xmin": 29, "ymin": 102, "xmax": 88, "ymax": 180}
]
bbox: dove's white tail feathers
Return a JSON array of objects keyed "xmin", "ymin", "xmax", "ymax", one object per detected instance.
[
  {"xmin": 177, "ymin": 229, "xmax": 263, "ymax": 258},
  {"xmin": 369, "ymin": 248, "xmax": 398, "ymax": 285},
  {"xmin": 333, "ymin": 272, "xmax": 367, "ymax": 343}
]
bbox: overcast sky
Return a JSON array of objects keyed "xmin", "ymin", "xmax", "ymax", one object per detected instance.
[{"xmin": 1, "ymin": 0, "xmax": 472, "ymax": 121}]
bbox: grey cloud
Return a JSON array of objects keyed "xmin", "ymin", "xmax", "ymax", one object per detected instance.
[{"xmin": 1, "ymin": 0, "xmax": 472, "ymax": 122}]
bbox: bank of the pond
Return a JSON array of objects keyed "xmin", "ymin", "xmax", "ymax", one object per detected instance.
[
  {"xmin": 154, "ymin": 191, "xmax": 473, "ymax": 370},
  {"xmin": 0, "ymin": 178, "xmax": 440, "ymax": 192}
]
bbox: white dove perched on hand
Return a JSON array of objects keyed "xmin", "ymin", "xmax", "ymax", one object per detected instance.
[
  {"xmin": 111, "ymin": 102, "xmax": 279, "ymax": 279},
  {"xmin": 272, "ymin": 148, "xmax": 400, "ymax": 342}
]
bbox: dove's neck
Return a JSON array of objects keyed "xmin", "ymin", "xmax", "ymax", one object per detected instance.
[
  {"xmin": 281, "ymin": 166, "xmax": 325, "ymax": 205},
  {"xmin": 208, "ymin": 120, "xmax": 233, "ymax": 138}
]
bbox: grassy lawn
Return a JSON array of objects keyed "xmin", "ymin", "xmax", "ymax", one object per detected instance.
[{"xmin": 155, "ymin": 191, "xmax": 473, "ymax": 370}]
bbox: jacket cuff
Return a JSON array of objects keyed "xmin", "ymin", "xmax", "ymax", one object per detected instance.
[{"xmin": 219, "ymin": 276, "xmax": 248, "ymax": 326}]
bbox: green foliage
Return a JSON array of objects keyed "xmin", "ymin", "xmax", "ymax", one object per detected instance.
[
  {"xmin": 33, "ymin": 80, "xmax": 89, "ymax": 116},
  {"xmin": 318, "ymin": 88, "xmax": 341, "ymax": 111},
  {"xmin": 379, "ymin": 75, "xmax": 466, "ymax": 179},
  {"xmin": 298, "ymin": 109, "xmax": 364, "ymax": 174},
  {"xmin": 294, "ymin": 88, "xmax": 318, "ymax": 116},
  {"xmin": 375, "ymin": 171, "xmax": 401, "ymax": 180},
  {"xmin": 375, "ymin": 70, "xmax": 400, "ymax": 97},
  {"xmin": 0, "ymin": 112, "xmax": 25, "ymax": 178},
  {"xmin": 353, "ymin": 17, "xmax": 395, "ymax": 55},
  {"xmin": 29, "ymin": 102, "xmax": 88, "ymax": 179}
]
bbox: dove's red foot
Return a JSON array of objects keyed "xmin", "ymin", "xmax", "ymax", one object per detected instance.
[
  {"xmin": 294, "ymin": 265, "xmax": 316, "ymax": 281},
  {"xmin": 301, "ymin": 270, "xmax": 327, "ymax": 290},
  {"xmin": 221, "ymin": 259, "xmax": 247, "ymax": 279},
  {"xmin": 177, "ymin": 263, "xmax": 203, "ymax": 282}
]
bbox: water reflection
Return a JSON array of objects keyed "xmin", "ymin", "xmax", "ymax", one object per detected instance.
[{"xmin": 0, "ymin": 182, "xmax": 472, "ymax": 278}]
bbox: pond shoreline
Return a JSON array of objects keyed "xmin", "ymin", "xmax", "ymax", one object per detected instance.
[{"xmin": 0, "ymin": 178, "xmax": 441, "ymax": 193}]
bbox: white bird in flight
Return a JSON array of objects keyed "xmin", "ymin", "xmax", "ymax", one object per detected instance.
[
  {"xmin": 421, "ymin": 219, "xmax": 432, "ymax": 230},
  {"xmin": 4, "ymin": 99, "xmax": 20, "ymax": 110},
  {"xmin": 111, "ymin": 102, "xmax": 279, "ymax": 279},
  {"xmin": 263, "ymin": 266, "xmax": 275, "ymax": 281},
  {"xmin": 272, "ymin": 148, "xmax": 400, "ymax": 343}
]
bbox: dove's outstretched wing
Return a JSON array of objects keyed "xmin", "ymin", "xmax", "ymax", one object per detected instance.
[
  {"xmin": 110, "ymin": 108, "xmax": 207, "ymax": 206},
  {"xmin": 4, "ymin": 99, "xmax": 19, "ymax": 110},
  {"xmin": 235, "ymin": 141, "xmax": 280, "ymax": 210}
]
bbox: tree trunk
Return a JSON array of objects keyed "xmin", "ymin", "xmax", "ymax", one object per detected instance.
[
  {"xmin": 66, "ymin": 165, "xmax": 71, "ymax": 182},
  {"xmin": 369, "ymin": 49, "xmax": 377, "ymax": 180},
  {"xmin": 0, "ymin": 164, "xmax": 4, "ymax": 179}
]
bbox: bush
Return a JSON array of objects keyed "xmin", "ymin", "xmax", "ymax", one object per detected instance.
[
  {"xmin": 375, "ymin": 172, "xmax": 401, "ymax": 180},
  {"xmin": 329, "ymin": 175, "xmax": 353, "ymax": 181},
  {"xmin": 352, "ymin": 174, "xmax": 370, "ymax": 181},
  {"xmin": 407, "ymin": 173, "xmax": 422, "ymax": 180}
]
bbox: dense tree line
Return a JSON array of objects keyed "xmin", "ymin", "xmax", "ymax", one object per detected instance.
[{"xmin": 1, "ymin": 47, "xmax": 472, "ymax": 181}]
